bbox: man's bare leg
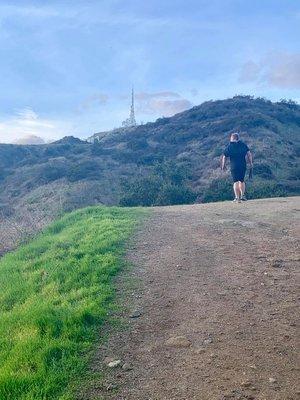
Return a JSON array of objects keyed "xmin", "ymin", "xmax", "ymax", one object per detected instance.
[
  {"xmin": 233, "ymin": 182, "xmax": 241, "ymax": 200},
  {"xmin": 239, "ymin": 181, "xmax": 246, "ymax": 197}
]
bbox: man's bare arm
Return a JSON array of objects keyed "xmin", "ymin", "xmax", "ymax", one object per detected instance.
[
  {"xmin": 221, "ymin": 155, "xmax": 227, "ymax": 170},
  {"xmin": 246, "ymin": 151, "xmax": 253, "ymax": 167}
]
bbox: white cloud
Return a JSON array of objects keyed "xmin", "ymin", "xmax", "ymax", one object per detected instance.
[
  {"xmin": 136, "ymin": 91, "xmax": 193, "ymax": 117},
  {"xmin": 0, "ymin": 4, "xmax": 61, "ymax": 20},
  {"xmin": 266, "ymin": 53, "xmax": 300, "ymax": 88},
  {"xmin": 0, "ymin": 3, "xmax": 171, "ymax": 29},
  {"xmin": 78, "ymin": 93, "xmax": 109, "ymax": 112},
  {"xmin": 0, "ymin": 108, "xmax": 71, "ymax": 144},
  {"xmin": 135, "ymin": 91, "xmax": 181, "ymax": 101},
  {"xmin": 14, "ymin": 135, "xmax": 45, "ymax": 145},
  {"xmin": 0, "ymin": 3, "xmax": 223, "ymax": 35},
  {"xmin": 144, "ymin": 99, "xmax": 193, "ymax": 117},
  {"xmin": 239, "ymin": 61, "xmax": 261, "ymax": 83},
  {"xmin": 239, "ymin": 52, "xmax": 300, "ymax": 89}
]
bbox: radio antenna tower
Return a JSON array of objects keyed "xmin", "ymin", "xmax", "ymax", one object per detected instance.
[{"xmin": 122, "ymin": 87, "xmax": 137, "ymax": 128}]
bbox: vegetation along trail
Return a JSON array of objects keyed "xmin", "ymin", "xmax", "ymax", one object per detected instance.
[
  {"xmin": 0, "ymin": 207, "xmax": 145, "ymax": 400},
  {"xmin": 85, "ymin": 197, "xmax": 300, "ymax": 400}
]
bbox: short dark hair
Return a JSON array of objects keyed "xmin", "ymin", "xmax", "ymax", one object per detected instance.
[{"xmin": 231, "ymin": 132, "xmax": 239, "ymax": 141}]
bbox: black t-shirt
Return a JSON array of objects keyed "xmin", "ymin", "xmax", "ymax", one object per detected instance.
[{"xmin": 223, "ymin": 141, "xmax": 249, "ymax": 170}]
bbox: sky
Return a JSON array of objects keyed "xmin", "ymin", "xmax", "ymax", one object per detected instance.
[{"xmin": 0, "ymin": 0, "xmax": 299, "ymax": 143}]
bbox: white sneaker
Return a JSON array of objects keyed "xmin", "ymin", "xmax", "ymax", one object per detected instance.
[{"xmin": 233, "ymin": 198, "xmax": 241, "ymax": 203}]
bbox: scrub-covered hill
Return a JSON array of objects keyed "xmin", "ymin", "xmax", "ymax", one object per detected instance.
[
  {"xmin": 95, "ymin": 95, "xmax": 300, "ymax": 204},
  {"xmin": 0, "ymin": 96, "xmax": 299, "ymax": 253}
]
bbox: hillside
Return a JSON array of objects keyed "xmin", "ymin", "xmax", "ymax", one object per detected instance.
[{"xmin": 0, "ymin": 96, "xmax": 299, "ymax": 252}]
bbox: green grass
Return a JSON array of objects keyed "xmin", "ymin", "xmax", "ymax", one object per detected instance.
[{"xmin": 0, "ymin": 206, "xmax": 146, "ymax": 400}]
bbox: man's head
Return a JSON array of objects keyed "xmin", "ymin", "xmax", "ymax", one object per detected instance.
[{"xmin": 230, "ymin": 132, "xmax": 240, "ymax": 142}]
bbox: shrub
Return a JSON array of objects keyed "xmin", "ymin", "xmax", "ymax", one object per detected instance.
[
  {"xmin": 39, "ymin": 163, "xmax": 69, "ymax": 183},
  {"xmin": 119, "ymin": 161, "xmax": 197, "ymax": 207},
  {"xmin": 212, "ymin": 147, "xmax": 224, "ymax": 157},
  {"xmin": 67, "ymin": 160, "xmax": 101, "ymax": 182},
  {"xmin": 246, "ymin": 181, "xmax": 288, "ymax": 199},
  {"xmin": 287, "ymin": 167, "xmax": 300, "ymax": 180},
  {"xmin": 119, "ymin": 176, "xmax": 162, "ymax": 206},
  {"xmin": 154, "ymin": 161, "xmax": 192, "ymax": 185},
  {"xmin": 201, "ymin": 177, "xmax": 233, "ymax": 202},
  {"xmin": 91, "ymin": 141, "xmax": 105, "ymax": 156},
  {"xmin": 155, "ymin": 183, "xmax": 197, "ymax": 205},
  {"xmin": 253, "ymin": 163, "xmax": 274, "ymax": 179}
]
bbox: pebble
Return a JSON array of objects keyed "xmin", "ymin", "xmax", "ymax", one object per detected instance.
[
  {"xmin": 108, "ymin": 360, "xmax": 121, "ymax": 368},
  {"xmin": 129, "ymin": 310, "xmax": 142, "ymax": 318},
  {"xmin": 104, "ymin": 356, "xmax": 115, "ymax": 365},
  {"xmin": 106, "ymin": 383, "xmax": 117, "ymax": 391},
  {"xmin": 241, "ymin": 380, "xmax": 252, "ymax": 387},
  {"xmin": 272, "ymin": 259, "xmax": 284, "ymax": 268},
  {"xmin": 195, "ymin": 347, "xmax": 205, "ymax": 354},
  {"xmin": 203, "ymin": 337, "xmax": 213, "ymax": 345},
  {"xmin": 165, "ymin": 336, "xmax": 191, "ymax": 348},
  {"xmin": 269, "ymin": 377, "xmax": 277, "ymax": 384},
  {"xmin": 122, "ymin": 362, "xmax": 133, "ymax": 371}
]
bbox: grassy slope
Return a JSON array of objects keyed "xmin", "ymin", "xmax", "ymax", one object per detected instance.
[{"xmin": 0, "ymin": 206, "xmax": 145, "ymax": 400}]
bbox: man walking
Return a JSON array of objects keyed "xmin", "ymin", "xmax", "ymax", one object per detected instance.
[{"xmin": 221, "ymin": 132, "xmax": 253, "ymax": 202}]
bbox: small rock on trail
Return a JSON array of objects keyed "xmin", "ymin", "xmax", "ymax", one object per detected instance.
[
  {"xmin": 122, "ymin": 363, "xmax": 133, "ymax": 371},
  {"xmin": 107, "ymin": 360, "xmax": 121, "ymax": 368},
  {"xmin": 129, "ymin": 309, "xmax": 142, "ymax": 318},
  {"xmin": 165, "ymin": 336, "xmax": 191, "ymax": 348}
]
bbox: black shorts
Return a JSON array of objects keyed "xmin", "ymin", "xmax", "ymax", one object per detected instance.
[{"xmin": 231, "ymin": 168, "xmax": 246, "ymax": 182}]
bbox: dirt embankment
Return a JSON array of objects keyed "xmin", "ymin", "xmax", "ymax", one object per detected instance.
[{"xmin": 83, "ymin": 197, "xmax": 300, "ymax": 400}]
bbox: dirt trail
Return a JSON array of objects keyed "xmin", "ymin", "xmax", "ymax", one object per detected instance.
[{"xmin": 84, "ymin": 197, "xmax": 300, "ymax": 400}]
